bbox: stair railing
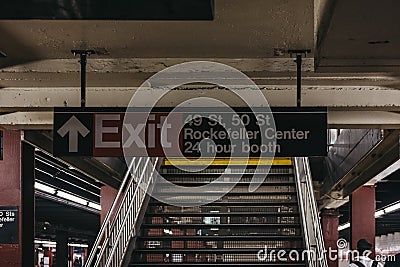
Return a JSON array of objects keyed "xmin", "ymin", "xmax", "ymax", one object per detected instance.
[
  {"xmin": 85, "ymin": 157, "xmax": 159, "ymax": 267},
  {"xmin": 294, "ymin": 157, "xmax": 328, "ymax": 267}
]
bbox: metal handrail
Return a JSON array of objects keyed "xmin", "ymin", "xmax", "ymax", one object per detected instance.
[
  {"xmin": 294, "ymin": 157, "xmax": 328, "ymax": 267},
  {"xmin": 85, "ymin": 157, "xmax": 159, "ymax": 267}
]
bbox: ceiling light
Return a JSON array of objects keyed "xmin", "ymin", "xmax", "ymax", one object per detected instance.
[
  {"xmin": 375, "ymin": 210, "xmax": 385, "ymax": 218},
  {"xmin": 35, "ymin": 182, "xmax": 56, "ymax": 194},
  {"xmin": 384, "ymin": 202, "xmax": 400, "ymax": 214},
  {"xmin": 340, "ymin": 201, "xmax": 400, "ymax": 231},
  {"xmin": 68, "ymin": 243, "xmax": 88, "ymax": 248},
  {"xmin": 88, "ymin": 202, "xmax": 101, "ymax": 211},
  {"xmin": 372, "ymin": 159, "xmax": 400, "ymax": 183},
  {"xmin": 57, "ymin": 191, "xmax": 88, "ymax": 206},
  {"xmin": 35, "ymin": 240, "xmax": 56, "ymax": 247},
  {"xmin": 35, "ymin": 240, "xmax": 89, "ymax": 248},
  {"xmin": 338, "ymin": 222, "xmax": 350, "ymax": 231},
  {"xmin": 35, "ymin": 240, "xmax": 57, "ymax": 245}
]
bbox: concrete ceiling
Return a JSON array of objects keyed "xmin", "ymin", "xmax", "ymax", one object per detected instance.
[
  {"xmin": 0, "ymin": 0, "xmax": 314, "ymax": 66},
  {"xmin": 317, "ymin": 0, "xmax": 400, "ymax": 71},
  {"xmin": 0, "ymin": 1, "xmax": 399, "ymax": 122},
  {"xmin": 0, "ymin": 0, "xmax": 398, "ymax": 72}
]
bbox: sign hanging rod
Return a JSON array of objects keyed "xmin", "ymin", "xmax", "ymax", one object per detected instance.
[
  {"xmin": 288, "ymin": 49, "xmax": 311, "ymax": 107},
  {"xmin": 71, "ymin": 49, "xmax": 96, "ymax": 107}
]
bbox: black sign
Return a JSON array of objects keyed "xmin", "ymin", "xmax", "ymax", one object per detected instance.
[
  {"xmin": 53, "ymin": 107, "xmax": 327, "ymax": 157},
  {"xmin": 181, "ymin": 108, "xmax": 327, "ymax": 157},
  {"xmin": 53, "ymin": 112, "xmax": 93, "ymax": 156},
  {"xmin": 0, "ymin": 206, "xmax": 18, "ymax": 244}
]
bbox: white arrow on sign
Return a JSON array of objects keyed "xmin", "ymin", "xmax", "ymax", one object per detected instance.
[{"xmin": 57, "ymin": 116, "xmax": 90, "ymax": 153}]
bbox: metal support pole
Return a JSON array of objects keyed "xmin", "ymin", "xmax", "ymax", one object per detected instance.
[
  {"xmin": 71, "ymin": 49, "xmax": 95, "ymax": 107},
  {"xmin": 288, "ymin": 49, "xmax": 311, "ymax": 108},
  {"xmin": 296, "ymin": 54, "xmax": 302, "ymax": 107},
  {"xmin": 80, "ymin": 53, "xmax": 87, "ymax": 107}
]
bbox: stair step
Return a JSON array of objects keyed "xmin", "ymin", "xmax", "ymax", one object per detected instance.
[
  {"xmin": 160, "ymin": 175, "xmax": 294, "ymax": 178},
  {"xmin": 130, "ymin": 163, "xmax": 306, "ymax": 266},
  {"xmin": 155, "ymin": 181, "xmax": 296, "ymax": 185},
  {"xmin": 139, "ymin": 236, "xmax": 303, "ymax": 241},
  {"xmin": 130, "ymin": 263, "xmax": 306, "ymax": 266},
  {"xmin": 159, "ymin": 173, "xmax": 294, "ymax": 177},
  {"xmin": 142, "ymin": 223, "xmax": 301, "ymax": 228},
  {"xmin": 146, "ymin": 212, "xmax": 299, "ymax": 216},
  {"xmin": 149, "ymin": 201, "xmax": 299, "ymax": 206},
  {"xmin": 134, "ymin": 248, "xmax": 305, "ymax": 253},
  {"xmin": 152, "ymin": 192, "xmax": 297, "ymax": 195}
]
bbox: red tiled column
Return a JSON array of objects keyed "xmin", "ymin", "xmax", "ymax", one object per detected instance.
[
  {"xmin": 351, "ymin": 185, "xmax": 376, "ymax": 254},
  {"xmin": 100, "ymin": 185, "xmax": 118, "ymax": 224},
  {"xmin": 321, "ymin": 209, "xmax": 340, "ymax": 267},
  {"xmin": 0, "ymin": 128, "xmax": 22, "ymax": 266}
]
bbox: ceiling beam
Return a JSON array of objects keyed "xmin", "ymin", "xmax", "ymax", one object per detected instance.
[
  {"xmin": 328, "ymin": 111, "xmax": 400, "ymax": 129},
  {"xmin": 0, "ymin": 58, "xmax": 314, "ymax": 74},
  {"xmin": 315, "ymin": 0, "xmax": 337, "ymax": 65},
  {"xmin": 0, "ymin": 85, "xmax": 400, "ymax": 112},
  {"xmin": 1, "ymin": 71, "xmax": 398, "ymax": 88}
]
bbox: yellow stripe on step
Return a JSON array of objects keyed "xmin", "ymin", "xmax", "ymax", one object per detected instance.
[{"xmin": 164, "ymin": 157, "xmax": 292, "ymax": 166}]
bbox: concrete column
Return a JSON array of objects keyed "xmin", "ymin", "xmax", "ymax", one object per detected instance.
[
  {"xmin": 100, "ymin": 185, "xmax": 118, "ymax": 224},
  {"xmin": 22, "ymin": 142, "xmax": 35, "ymax": 267},
  {"xmin": 351, "ymin": 186, "xmax": 376, "ymax": 254},
  {"xmin": 43, "ymin": 247, "xmax": 53, "ymax": 267},
  {"xmin": 56, "ymin": 230, "xmax": 68, "ymax": 267},
  {"xmin": 321, "ymin": 209, "xmax": 340, "ymax": 267},
  {"xmin": 0, "ymin": 128, "xmax": 22, "ymax": 266},
  {"xmin": 69, "ymin": 246, "xmax": 74, "ymax": 267},
  {"xmin": 87, "ymin": 236, "xmax": 96, "ymax": 262}
]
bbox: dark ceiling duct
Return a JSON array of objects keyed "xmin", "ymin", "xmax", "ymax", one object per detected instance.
[{"xmin": 1, "ymin": 0, "xmax": 214, "ymax": 20}]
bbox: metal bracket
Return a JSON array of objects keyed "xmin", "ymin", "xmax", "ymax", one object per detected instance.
[
  {"xmin": 71, "ymin": 49, "xmax": 96, "ymax": 107},
  {"xmin": 288, "ymin": 49, "xmax": 311, "ymax": 107},
  {"xmin": 0, "ymin": 130, "xmax": 3, "ymax": 160}
]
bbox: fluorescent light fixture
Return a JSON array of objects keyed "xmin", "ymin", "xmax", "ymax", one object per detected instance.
[
  {"xmin": 35, "ymin": 240, "xmax": 56, "ymax": 245},
  {"xmin": 57, "ymin": 191, "xmax": 88, "ymax": 206},
  {"xmin": 35, "ymin": 182, "xmax": 56, "ymax": 194},
  {"xmin": 88, "ymin": 202, "xmax": 101, "ymax": 211},
  {"xmin": 338, "ymin": 222, "xmax": 350, "ymax": 231},
  {"xmin": 35, "ymin": 240, "xmax": 57, "ymax": 248},
  {"xmin": 384, "ymin": 202, "xmax": 400, "ymax": 214},
  {"xmin": 373, "ymin": 159, "xmax": 400, "ymax": 183},
  {"xmin": 36, "ymin": 182, "xmax": 96, "ymax": 209},
  {"xmin": 35, "ymin": 240, "xmax": 88, "ymax": 248},
  {"xmin": 375, "ymin": 210, "xmax": 385, "ymax": 218},
  {"xmin": 68, "ymin": 243, "xmax": 88, "ymax": 248},
  {"xmin": 340, "ymin": 201, "xmax": 400, "ymax": 230}
]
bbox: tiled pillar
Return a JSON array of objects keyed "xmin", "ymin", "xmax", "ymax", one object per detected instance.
[
  {"xmin": 321, "ymin": 209, "xmax": 340, "ymax": 267},
  {"xmin": 351, "ymin": 186, "xmax": 376, "ymax": 254}
]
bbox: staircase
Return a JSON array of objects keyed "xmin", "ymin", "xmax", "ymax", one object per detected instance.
[{"xmin": 130, "ymin": 159, "xmax": 308, "ymax": 266}]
